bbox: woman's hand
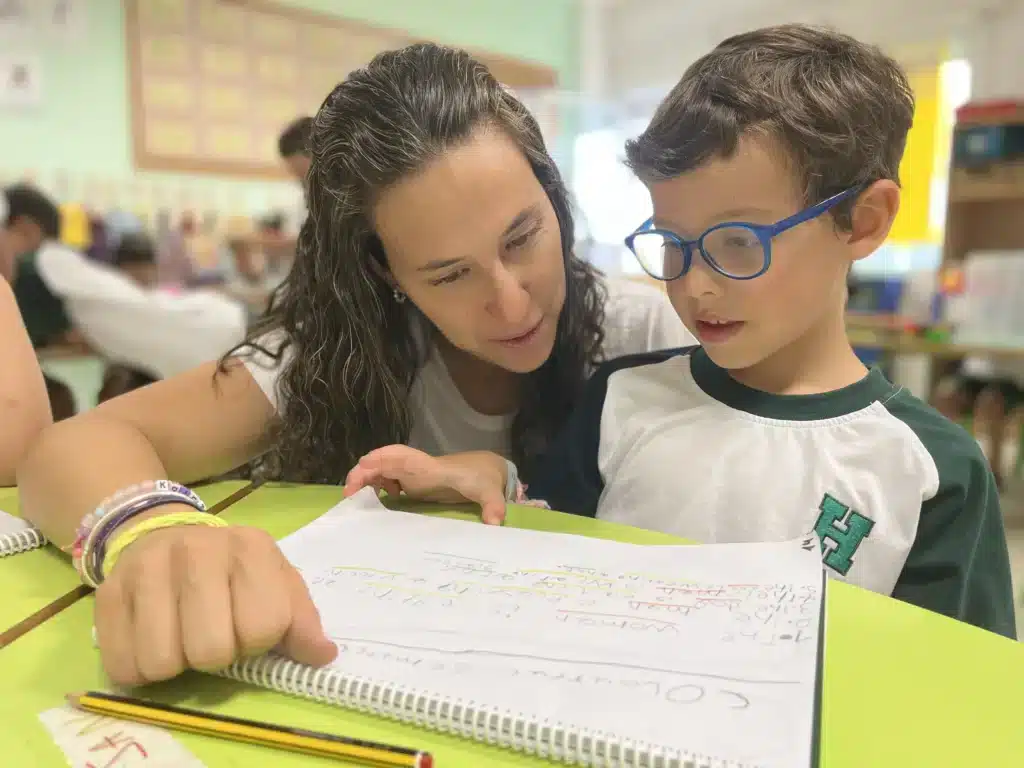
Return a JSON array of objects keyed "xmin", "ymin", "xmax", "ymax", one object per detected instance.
[
  {"xmin": 344, "ymin": 445, "xmax": 508, "ymax": 525},
  {"xmin": 94, "ymin": 518, "xmax": 338, "ymax": 687}
]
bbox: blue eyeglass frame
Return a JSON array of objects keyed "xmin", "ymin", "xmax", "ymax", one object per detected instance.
[{"xmin": 624, "ymin": 185, "xmax": 864, "ymax": 281}]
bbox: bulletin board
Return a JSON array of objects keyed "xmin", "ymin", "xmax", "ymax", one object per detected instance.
[{"xmin": 123, "ymin": 0, "xmax": 559, "ymax": 179}]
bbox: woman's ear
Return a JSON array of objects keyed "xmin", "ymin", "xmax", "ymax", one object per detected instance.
[
  {"xmin": 365, "ymin": 235, "xmax": 401, "ymax": 292},
  {"xmin": 367, "ymin": 255, "xmax": 390, "ymax": 284}
]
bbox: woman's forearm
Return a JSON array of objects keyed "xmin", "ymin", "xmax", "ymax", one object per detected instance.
[
  {"xmin": 17, "ymin": 415, "xmax": 174, "ymax": 549},
  {"xmin": 18, "ymin": 361, "xmax": 275, "ymax": 549}
]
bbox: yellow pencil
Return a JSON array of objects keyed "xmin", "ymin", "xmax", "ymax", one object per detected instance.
[{"xmin": 66, "ymin": 691, "xmax": 433, "ymax": 767}]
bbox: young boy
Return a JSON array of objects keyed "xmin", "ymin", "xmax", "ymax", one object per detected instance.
[{"xmin": 347, "ymin": 24, "xmax": 1016, "ymax": 639}]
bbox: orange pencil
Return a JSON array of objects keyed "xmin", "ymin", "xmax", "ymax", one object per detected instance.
[{"xmin": 67, "ymin": 691, "xmax": 433, "ymax": 767}]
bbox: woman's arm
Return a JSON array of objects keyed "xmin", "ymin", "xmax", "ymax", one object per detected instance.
[
  {"xmin": 17, "ymin": 358, "xmax": 275, "ymax": 548},
  {"xmin": 0, "ymin": 278, "xmax": 51, "ymax": 485},
  {"xmin": 18, "ymin": 356, "xmax": 339, "ymax": 688}
]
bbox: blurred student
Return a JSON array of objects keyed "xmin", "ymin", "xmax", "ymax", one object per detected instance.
[
  {"xmin": 3, "ymin": 184, "xmax": 72, "ymax": 348},
  {"xmin": 97, "ymin": 233, "xmax": 160, "ymax": 402},
  {"xmin": 112, "ymin": 231, "xmax": 158, "ymax": 289},
  {"xmin": 278, "ymin": 116, "xmax": 312, "ymax": 185},
  {"xmin": 256, "ymin": 213, "xmax": 293, "ymax": 286},
  {"xmin": 219, "ymin": 221, "xmax": 276, "ymax": 322},
  {"xmin": 933, "ymin": 358, "xmax": 1024, "ymax": 487}
]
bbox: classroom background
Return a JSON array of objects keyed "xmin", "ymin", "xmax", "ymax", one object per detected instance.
[{"xmin": 3, "ymin": 0, "xmax": 1023, "ymax": 635}]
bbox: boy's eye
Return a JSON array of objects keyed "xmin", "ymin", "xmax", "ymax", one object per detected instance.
[
  {"xmin": 725, "ymin": 235, "xmax": 757, "ymax": 247},
  {"xmin": 431, "ymin": 267, "xmax": 469, "ymax": 286},
  {"xmin": 506, "ymin": 225, "xmax": 541, "ymax": 250}
]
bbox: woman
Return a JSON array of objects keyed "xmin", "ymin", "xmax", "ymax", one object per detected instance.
[{"xmin": 18, "ymin": 44, "xmax": 690, "ymax": 686}]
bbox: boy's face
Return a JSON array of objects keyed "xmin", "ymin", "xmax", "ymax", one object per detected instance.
[{"xmin": 648, "ymin": 134, "xmax": 894, "ymax": 372}]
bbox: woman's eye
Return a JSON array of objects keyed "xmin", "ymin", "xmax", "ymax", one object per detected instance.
[
  {"xmin": 506, "ymin": 225, "xmax": 541, "ymax": 250},
  {"xmin": 431, "ymin": 267, "xmax": 469, "ymax": 286}
]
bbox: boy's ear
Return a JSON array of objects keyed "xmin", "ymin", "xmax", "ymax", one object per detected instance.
[{"xmin": 846, "ymin": 180, "xmax": 900, "ymax": 260}]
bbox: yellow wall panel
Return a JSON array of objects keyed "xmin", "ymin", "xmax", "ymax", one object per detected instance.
[{"xmin": 890, "ymin": 68, "xmax": 940, "ymax": 244}]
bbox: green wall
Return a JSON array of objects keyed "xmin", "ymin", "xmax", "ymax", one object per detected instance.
[{"xmin": 0, "ymin": 0, "xmax": 579, "ymax": 212}]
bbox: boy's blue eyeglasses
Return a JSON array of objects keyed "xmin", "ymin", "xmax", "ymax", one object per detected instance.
[{"xmin": 624, "ymin": 186, "xmax": 863, "ymax": 281}]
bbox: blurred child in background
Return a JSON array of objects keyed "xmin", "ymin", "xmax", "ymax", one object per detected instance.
[
  {"xmin": 112, "ymin": 231, "xmax": 158, "ymax": 289},
  {"xmin": 220, "ymin": 219, "xmax": 276, "ymax": 323},
  {"xmin": 278, "ymin": 116, "xmax": 312, "ymax": 185},
  {"xmin": 933, "ymin": 358, "xmax": 1024, "ymax": 488},
  {"xmin": 97, "ymin": 232, "xmax": 160, "ymax": 402}
]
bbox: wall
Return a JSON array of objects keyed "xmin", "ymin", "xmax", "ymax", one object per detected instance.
[
  {"xmin": 963, "ymin": 3, "xmax": 1024, "ymax": 100},
  {"xmin": 0, "ymin": 0, "xmax": 579, "ymax": 213}
]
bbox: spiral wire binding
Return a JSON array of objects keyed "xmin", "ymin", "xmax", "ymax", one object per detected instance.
[
  {"xmin": 0, "ymin": 524, "xmax": 45, "ymax": 557},
  {"xmin": 220, "ymin": 655, "xmax": 759, "ymax": 768}
]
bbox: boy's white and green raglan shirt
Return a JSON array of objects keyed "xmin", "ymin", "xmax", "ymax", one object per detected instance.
[{"xmin": 526, "ymin": 346, "xmax": 1017, "ymax": 638}]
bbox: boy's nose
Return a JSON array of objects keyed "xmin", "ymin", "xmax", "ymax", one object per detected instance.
[{"xmin": 676, "ymin": 257, "xmax": 721, "ymax": 299}]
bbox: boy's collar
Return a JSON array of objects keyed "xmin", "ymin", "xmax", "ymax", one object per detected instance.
[{"xmin": 689, "ymin": 347, "xmax": 894, "ymax": 421}]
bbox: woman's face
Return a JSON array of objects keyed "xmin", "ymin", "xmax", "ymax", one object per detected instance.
[{"xmin": 373, "ymin": 127, "xmax": 566, "ymax": 374}]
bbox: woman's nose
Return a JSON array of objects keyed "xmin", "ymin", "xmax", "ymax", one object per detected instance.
[{"xmin": 486, "ymin": 265, "xmax": 531, "ymax": 324}]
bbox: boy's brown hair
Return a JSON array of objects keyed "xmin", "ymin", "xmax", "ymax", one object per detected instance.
[{"xmin": 625, "ymin": 24, "xmax": 914, "ymax": 229}]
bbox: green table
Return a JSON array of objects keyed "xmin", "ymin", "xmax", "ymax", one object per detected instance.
[
  {"xmin": 0, "ymin": 481, "xmax": 249, "ymax": 636},
  {"xmin": 1, "ymin": 483, "xmax": 1021, "ymax": 767}
]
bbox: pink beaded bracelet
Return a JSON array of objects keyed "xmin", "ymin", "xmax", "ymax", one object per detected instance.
[{"xmin": 70, "ymin": 480, "xmax": 206, "ymax": 587}]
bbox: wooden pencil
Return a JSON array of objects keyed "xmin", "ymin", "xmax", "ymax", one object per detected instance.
[{"xmin": 67, "ymin": 691, "xmax": 433, "ymax": 767}]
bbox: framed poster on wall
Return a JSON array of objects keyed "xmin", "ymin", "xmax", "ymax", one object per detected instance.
[{"xmin": 124, "ymin": 0, "xmax": 558, "ymax": 179}]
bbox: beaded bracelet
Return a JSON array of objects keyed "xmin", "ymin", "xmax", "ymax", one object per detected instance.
[
  {"xmin": 70, "ymin": 480, "xmax": 204, "ymax": 556},
  {"xmin": 71, "ymin": 480, "xmax": 206, "ymax": 588},
  {"xmin": 81, "ymin": 492, "xmax": 202, "ymax": 586},
  {"xmin": 75, "ymin": 484, "xmax": 204, "ymax": 572}
]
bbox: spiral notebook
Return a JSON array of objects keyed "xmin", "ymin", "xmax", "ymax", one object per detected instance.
[
  {"xmin": 219, "ymin": 489, "xmax": 826, "ymax": 768},
  {"xmin": 0, "ymin": 509, "xmax": 45, "ymax": 557}
]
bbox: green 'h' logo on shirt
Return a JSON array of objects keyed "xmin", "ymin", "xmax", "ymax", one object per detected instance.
[{"xmin": 814, "ymin": 494, "xmax": 875, "ymax": 576}]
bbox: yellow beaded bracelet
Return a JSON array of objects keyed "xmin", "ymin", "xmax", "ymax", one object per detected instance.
[{"xmin": 101, "ymin": 511, "xmax": 229, "ymax": 581}]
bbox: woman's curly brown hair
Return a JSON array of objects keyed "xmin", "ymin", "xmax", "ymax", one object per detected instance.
[{"xmin": 222, "ymin": 43, "xmax": 606, "ymax": 484}]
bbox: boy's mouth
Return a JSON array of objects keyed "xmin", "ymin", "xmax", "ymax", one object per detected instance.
[{"xmin": 694, "ymin": 319, "xmax": 744, "ymax": 344}]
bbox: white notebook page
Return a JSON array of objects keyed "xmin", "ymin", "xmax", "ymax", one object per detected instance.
[
  {"xmin": 280, "ymin": 489, "xmax": 824, "ymax": 767},
  {"xmin": 0, "ymin": 509, "xmax": 34, "ymax": 537}
]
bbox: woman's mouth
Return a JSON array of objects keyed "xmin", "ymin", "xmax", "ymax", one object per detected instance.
[{"xmin": 495, "ymin": 319, "xmax": 543, "ymax": 348}]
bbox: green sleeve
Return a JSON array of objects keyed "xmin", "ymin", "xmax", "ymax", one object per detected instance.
[{"xmin": 887, "ymin": 393, "xmax": 1017, "ymax": 639}]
